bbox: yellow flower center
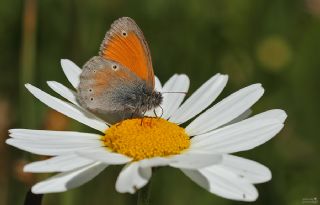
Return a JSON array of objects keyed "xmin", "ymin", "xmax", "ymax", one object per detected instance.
[{"xmin": 101, "ymin": 117, "xmax": 190, "ymax": 160}]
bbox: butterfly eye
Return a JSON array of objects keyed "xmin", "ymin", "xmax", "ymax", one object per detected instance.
[
  {"xmin": 112, "ymin": 64, "xmax": 118, "ymax": 70},
  {"xmin": 121, "ymin": 31, "xmax": 127, "ymax": 37}
]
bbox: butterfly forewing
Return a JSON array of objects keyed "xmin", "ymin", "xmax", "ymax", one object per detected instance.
[{"xmin": 99, "ymin": 17, "xmax": 155, "ymax": 89}]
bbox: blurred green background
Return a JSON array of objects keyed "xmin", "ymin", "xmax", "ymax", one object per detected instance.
[{"xmin": 1, "ymin": 0, "xmax": 319, "ymax": 204}]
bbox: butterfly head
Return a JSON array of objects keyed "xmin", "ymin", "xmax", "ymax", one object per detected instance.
[{"xmin": 147, "ymin": 90, "xmax": 163, "ymax": 111}]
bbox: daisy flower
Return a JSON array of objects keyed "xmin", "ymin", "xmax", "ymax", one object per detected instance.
[{"xmin": 6, "ymin": 59, "xmax": 287, "ymax": 202}]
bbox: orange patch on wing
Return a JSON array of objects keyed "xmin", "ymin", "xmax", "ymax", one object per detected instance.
[
  {"xmin": 101, "ymin": 32, "xmax": 152, "ymax": 84},
  {"xmin": 93, "ymin": 68, "xmax": 131, "ymax": 96},
  {"xmin": 93, "ymin": 70, "xmax": 110, "ymax": 95}
]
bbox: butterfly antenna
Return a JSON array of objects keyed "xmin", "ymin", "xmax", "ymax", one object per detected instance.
[
  {"xmin": 159, "ymin": 105, "xmax": 164, "ymax": 118},
  {"xmin": 161, "ymin": 91, "xmax": 187, "ymax": 94}
]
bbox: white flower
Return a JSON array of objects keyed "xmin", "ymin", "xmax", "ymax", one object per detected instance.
[{"xmin": 6, "ymin": 59, "xmax": 287, "ymax": 202}]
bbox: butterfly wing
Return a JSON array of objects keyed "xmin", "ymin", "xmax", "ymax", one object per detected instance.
[
  {"xmin": 77, "ymin": 56, "xmax": 145, "ymax": 115},
  {"xmin": 99, "ymin": 17, "xmax": 155, "ymax": 89}
]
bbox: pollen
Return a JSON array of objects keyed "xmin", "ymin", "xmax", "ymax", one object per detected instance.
[{"xmin": 102, "ymin": 117, "xmax": 190, "ymax": 160}]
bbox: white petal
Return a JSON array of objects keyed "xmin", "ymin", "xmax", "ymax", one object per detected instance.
[
  {"xmin": 214, "ymin": 155, "xmax": 271, "ymax": 184},
  {"xmin": 191, "ymin": 110, "xmax": 287, "ymax": 154},
  {"xmin": 186, "ymin": 84, "xmax": 264, "ymax": 136},
  {"xmin": 181, "ymin": 169, "xmax": 210, "ymax": 190},
  {"xmin": 169, "ymin": 152, "xmax": 222, "ymax": 169},
  {"xmin": 24, "ymin": 154, "xmax": 94, "ymax": 173},
  {"xmin": 170, "ymin": 74, "xmax": 228, "ymax": 124},
  {"xmin": 182, "ymin": 166, "xmax": 258, "ymax": 201},
  {"xmin": 76, "ymin": 148, "xmax": 132, "ymax": 165},
  {"xmin": 61, "ymin": 59, "xmax": 81, "ymax": 88},
  {"xmin": 32, "ymin": 162, "xmax": 107, "ymax": 194},
  {"xmin": 115, "ymin": 162, "xmax": 152, "ymax": 194},
  {"xmin": 225, "ymin": 109, "xmax": 252, "ymax": 126},
  {"xmin": 248, "ymin": 109, "xmax": 287, "ymax": 123},
  {"xmin": 139, "ymin": 157, "xmax": 172, "ymax": 168},
  {"xmin": 47, "ymin": 81, "xmax": 79, "ymax": 105},
  {"xmin": 25, "ymin": 84, "xmax": 108, "ymax": 132},
  {"xmin": 6, "ymin": 138, "xmax": 102, "ymax": 156},
  {"xmin": 161, "ymin": 74, "xmax": 190, "ymax": 119},
  {"xmin": 139, "ymin": 152, "xmax": 222, "ymax": 170},
  {"xmin": 9, "ymin": 130, "xmax": 101, "ymax": 144},
  {"xmin": 154, "ymin": 76, "xmax": 162, "ymax": 91},
  {"xmin": 9, "ymin": 129, "xmax": 101, "ymax": 141}
]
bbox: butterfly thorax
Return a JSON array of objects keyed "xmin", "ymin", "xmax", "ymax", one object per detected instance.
[{"xmin": 124, "ymin": 84, "xmax": 163, "ymax": 115}]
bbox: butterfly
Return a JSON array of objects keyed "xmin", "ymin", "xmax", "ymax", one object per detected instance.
[{"xmin": 76, "ymin": 17, "xmax": 163, "ymax": 122}]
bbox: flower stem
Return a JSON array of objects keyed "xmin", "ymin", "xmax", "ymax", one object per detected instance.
[
  {"xmin": 24, "ymin": 189, "xmax": 42, "ymax": 205},
  {"xmin": 20, "ymin": 0, "xmax": 38, "ymax": 128},
  {"xmin": 137, "ymin": 182, "xmax": 151, "ymax": 205}
]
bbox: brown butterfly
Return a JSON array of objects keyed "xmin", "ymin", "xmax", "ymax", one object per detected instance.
[{"xmin": 76, "ymin": 17, "xmax": 162, "ymax": 122}]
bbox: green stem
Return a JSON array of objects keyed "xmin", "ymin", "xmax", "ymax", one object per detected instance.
[
  {"xmin": 137, "ymin": 182, "xmax": 152, "ymax": 205},
  {"xmin": 20, "ymin": 0, "xmax": 37, "ymax": 128}
]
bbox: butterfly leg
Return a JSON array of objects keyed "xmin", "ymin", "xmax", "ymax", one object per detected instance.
[
  {"xmin": 140, "ymin": 110, "xmax": 149, "ymax": 126},
  {"xmin": 149, "ymin": 117, "xmax": 153, "ymax": 127},
  {"xmin": 153, "ymin": 106, "xmax": 164, "ymax": 120},
  {"xmin": 116, "ymin": 121, "xmax": 122, "ymax": 127},
  {"xmin": 159, "ymin": 105, "xmax": 164, "ymax": 119},
  {"xmin": 153, "ymin": 109, "xmax": 158, "ymax": 118},
  {"xmin": 140, "ymin": 117, "xmax": 153, "ymax": 127},
  {"xmin": 116, "ymin": 112, "xmax": 128, "ymax": 127}
]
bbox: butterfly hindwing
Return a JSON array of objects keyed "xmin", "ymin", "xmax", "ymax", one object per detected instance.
[{"xmin": 77, "ymin": 56, "xmax": 145, "ymax": 114}]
